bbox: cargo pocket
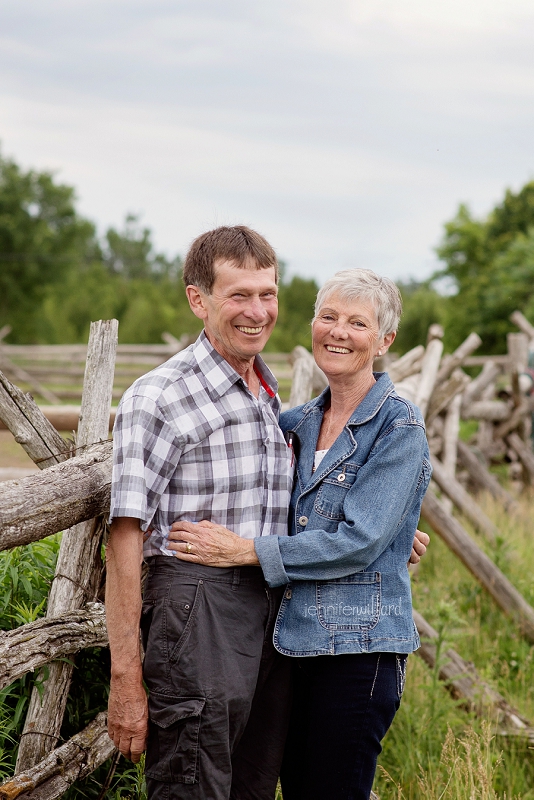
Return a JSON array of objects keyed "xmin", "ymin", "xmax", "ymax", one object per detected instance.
[{"xmin": 145, "ymin": 694, "xmax": 205, "ymax": 784}]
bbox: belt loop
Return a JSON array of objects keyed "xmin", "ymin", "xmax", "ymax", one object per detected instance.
[{"xmin": 232, "ymin": 568, "xmax": 240, "ymax": 589}]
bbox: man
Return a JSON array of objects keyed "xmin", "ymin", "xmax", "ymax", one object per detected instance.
[
  {"xmin": 106, "ymin": 226, "xmax": 294, "ymax": 800},
  {"xmin": 106, "ymin": 225, "xmax": 429, "ymax": 800}
]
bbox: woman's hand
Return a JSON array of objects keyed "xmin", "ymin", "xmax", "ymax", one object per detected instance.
[
  {"xmin": 167, "ymin": 520, "xmax": 259, "ymax": 567},
  {"xmin": 409, "ymin": 529, "xmax": 430, "ymax": 565}
]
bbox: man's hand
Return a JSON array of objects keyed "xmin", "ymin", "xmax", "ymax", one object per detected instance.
[
  {"xmin": 409, "ymin": 528, "xmax": 430, "ymax": 565},
  {"xmin": 108, "ymin": 672, "xmax": 148, "ymax": 762},
  {"xmin": 167, "ymin": 520, "xmax": 259, "ymax": 567}
]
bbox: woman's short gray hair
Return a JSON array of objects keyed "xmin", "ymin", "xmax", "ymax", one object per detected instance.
[{"xmin": 314, "ymin": 269, "xmax": 402, "ymax": 336}]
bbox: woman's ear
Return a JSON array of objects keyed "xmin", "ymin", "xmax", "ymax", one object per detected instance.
[
  {"xmin": 186, "ymin": 285, "xmax": 209, "ymax": 321},
  {"xmin": 378, "ymin": 331, "xmax": 396, "ymax": 355}
]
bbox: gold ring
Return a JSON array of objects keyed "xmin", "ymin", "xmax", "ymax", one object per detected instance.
[{"xmin": 185, "ymin": 542, "xmax": 193, "ymax": 554}]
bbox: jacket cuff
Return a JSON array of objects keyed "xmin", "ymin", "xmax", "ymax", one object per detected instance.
[{"xmin": 254, "ymin": 536, "xmax": 290, "ymax": 587}]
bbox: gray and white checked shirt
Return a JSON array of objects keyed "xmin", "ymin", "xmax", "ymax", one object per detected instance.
[{"xmin": 110, "ymin": 331, "xmax": 293, "ymax": 559}]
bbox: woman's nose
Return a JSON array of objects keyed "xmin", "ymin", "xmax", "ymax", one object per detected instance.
[{"xmin": 331, "ymin": 321, "xmax": 349, "ymax": 338}]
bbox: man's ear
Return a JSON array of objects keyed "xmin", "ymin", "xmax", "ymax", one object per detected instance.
[{"xmin": 186, "ymin": 285, "xmax": 209, "ymax": 321}]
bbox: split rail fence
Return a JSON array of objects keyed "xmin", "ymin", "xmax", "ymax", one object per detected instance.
[{"xmin": 2, "ymin": 312, "xmax": 534, "ymax": 797}]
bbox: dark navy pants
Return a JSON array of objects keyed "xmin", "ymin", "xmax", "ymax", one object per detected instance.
[{"xmin": 281, "ymin": 651, "xmax": 407, "ymax": 800}]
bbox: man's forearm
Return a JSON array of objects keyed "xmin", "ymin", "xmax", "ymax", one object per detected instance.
[
  {"xmin": 105, "ymin": 517, "xmax": 144, "ymax": 676},
  {"xmin": 106, "ymin": 517, "xmax": 148, "ymax": 761}
]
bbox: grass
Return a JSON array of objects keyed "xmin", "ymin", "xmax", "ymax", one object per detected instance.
[{"xmin": 374, "ymin": 491, "xmax": 534, "ymax": 799}]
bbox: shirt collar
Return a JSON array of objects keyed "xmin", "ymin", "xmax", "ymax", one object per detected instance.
[{"xmin": 192, "ymin": 330, "xmax": 279, "ymax": 400}]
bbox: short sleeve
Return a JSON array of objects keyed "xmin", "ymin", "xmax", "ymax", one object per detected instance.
[{"xmin": 110, "ymin": 392, "xmax": 183, "ymax": 529}]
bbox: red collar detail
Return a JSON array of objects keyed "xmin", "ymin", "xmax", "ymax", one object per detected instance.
[{"xmin": 254, "ymin": 363, "xmax": 276, "ymax": 398}]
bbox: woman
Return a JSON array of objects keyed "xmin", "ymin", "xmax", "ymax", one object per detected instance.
[{"xmin": 169, "ymin": 268, "xmax": 431, "ymax": 799}]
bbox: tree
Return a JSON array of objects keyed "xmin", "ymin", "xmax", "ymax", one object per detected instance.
[
  {"xmin": 394, "ymin": 281, "xmax": 446, "ymax": 354},
  {"xmin": 38, "ymin": 218, "xmax": 197, "ymax": 345},
  {"xmin": 103, "ymin": 214, "xmax": 181, "ymax": 281},
  {"xmin": 0, "ymin": 151, "xmax": 96, "ymax": 342},
  {"xmin": 267, "ymin": 275, "xmax": 319, "ymax": 351},
  {"xmin": 434, "ymin": 181, "xmax": 534, "ymax": 352}
]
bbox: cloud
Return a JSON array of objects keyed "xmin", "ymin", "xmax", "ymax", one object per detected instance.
[{"xmin": 1, "ymin": 0, "xmax": 534, "ymax": 284}]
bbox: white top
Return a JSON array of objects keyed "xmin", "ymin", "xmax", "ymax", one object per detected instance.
[{"xmin": 313, "ymin": 449, "xmax": 329, "ymax": 473}]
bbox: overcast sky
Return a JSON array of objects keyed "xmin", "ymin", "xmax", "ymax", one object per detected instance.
[{"xmin": 1, "ymin": 0, "xmax": 534, "ymax": 285}]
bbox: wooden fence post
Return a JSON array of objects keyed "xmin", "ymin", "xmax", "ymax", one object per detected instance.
[
  {"xmin": 288, "ymin": 346, "xmax": 315, "ymax": 408},
  {"xmin": 456, "ymin": 440, "xmax": 520, "ymax": 515},
  {"xmin": 415, "ymin": 334, "xmax": 444, "ymax": 417},
  {"xmin": 16, "ymin": 320, "xmax": 118, "ymax": 770}
]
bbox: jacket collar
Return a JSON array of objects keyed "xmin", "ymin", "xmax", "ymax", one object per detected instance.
[
  {"xmin": 294, "ymin": 372, "xmax": 395, "ymax": 491},
  {"xmin": 301, "ymin": 371, "xmax": 394, "ymax": 426}
]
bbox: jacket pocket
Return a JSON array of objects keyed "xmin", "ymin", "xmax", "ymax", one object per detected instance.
[
  {"xmin": 313, "ymin": 463, "xmax": 358, "ymax": 520},
  {"xmin": 145, "ymin": 694, "xmax": 205, "ymax": 783},
  {"xmin": 316, "ymin": 571, "xmax": 381, "ymax": 631}
]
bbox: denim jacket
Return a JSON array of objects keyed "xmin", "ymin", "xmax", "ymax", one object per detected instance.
[{"xmin": 254, "ymin": 372, "xmax": 431, "ymax": 656}]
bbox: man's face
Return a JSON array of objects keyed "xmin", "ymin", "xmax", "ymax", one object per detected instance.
[{"xmin": 188, "ymin": 259, "xmax": 278, "ymax": 365}]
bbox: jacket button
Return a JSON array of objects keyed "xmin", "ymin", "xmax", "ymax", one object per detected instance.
[
  {"xmin": 285, "ymin": 589, "xmax": 292, "ymax": 599},
  {"xmin": 337, "ymin": 473, "xmax": 346, "ymax": 482},
  {"xmin": 298, "ymin": 515, "xmax": 308, "ymax": 526}
]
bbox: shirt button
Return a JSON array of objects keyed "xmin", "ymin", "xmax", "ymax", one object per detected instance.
[
  {"xmin": 265, "ymin": 437, "xmax": 270, "ymax": 444},
  {"xmin": 298, "ymin": 515, "xmax": 308, "ymax": 526}
]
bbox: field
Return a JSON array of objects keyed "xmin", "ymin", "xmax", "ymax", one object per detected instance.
[{"xmin": 1, "ymin": 432, "xmax": 534, "ymax": 798}]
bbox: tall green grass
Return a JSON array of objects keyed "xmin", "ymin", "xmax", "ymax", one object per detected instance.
[{"xmin": 374, "ymin": 492, "xmax": 534, "ymax": 799}]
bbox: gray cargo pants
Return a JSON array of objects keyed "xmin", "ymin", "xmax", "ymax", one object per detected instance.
[{"xmin": 141, "ymin": 557, "xmax": 291, "ymax": 800}]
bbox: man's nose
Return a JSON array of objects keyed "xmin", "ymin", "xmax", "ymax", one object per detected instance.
[{"xmin": 243, "ymin": 297, "xmax": 269, "ymax": 320}]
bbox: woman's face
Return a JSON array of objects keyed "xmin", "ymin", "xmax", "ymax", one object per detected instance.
[{"xmin": 312, "ymin": 293, "xmax": 395, "ymax": 380}]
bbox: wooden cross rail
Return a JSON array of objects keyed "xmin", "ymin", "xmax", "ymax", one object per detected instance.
[{"xmin": 0, "ymin": 604, "xmax": 107, "ymax": 691}]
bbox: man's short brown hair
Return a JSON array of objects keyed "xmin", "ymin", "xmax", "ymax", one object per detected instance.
[{"xmin": 183, "ymin": 225, "xmax": 279, "ymax": 294}]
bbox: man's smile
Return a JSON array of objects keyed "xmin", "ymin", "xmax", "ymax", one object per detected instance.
[{"xmin": 235, "ymin": 326, "xmax": 264, "ymax": 335}]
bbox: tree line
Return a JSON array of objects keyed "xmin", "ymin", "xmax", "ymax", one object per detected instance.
[
  {"xmin": 0, "ymin": 150, "xmax": 318, "ymax": 350},
  {"xmin": 2, "ymin": 147, "xmax": 534, "ymax": 354}
]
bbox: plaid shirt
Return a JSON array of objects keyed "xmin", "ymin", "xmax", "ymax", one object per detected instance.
[{"xmin": 110, "ymin": 331, "xmax": 292, "ymax": 558}]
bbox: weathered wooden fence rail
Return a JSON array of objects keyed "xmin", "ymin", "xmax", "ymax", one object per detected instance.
[{"xmin": 0, "ymin": 337, "xmax": 294, "ymax": 409}]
